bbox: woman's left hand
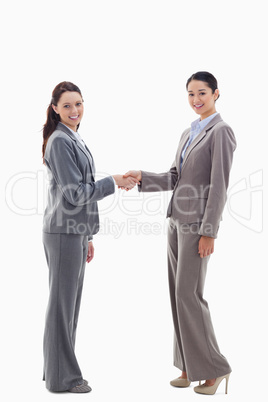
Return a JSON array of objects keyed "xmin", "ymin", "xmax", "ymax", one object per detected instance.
[
  {"xmin": 198, "ymin": 236, "xmax": 214, "ymax": 258},
  {"xmin": 87, "ymin": 242, "xmax": 95, "ymax": 263}
]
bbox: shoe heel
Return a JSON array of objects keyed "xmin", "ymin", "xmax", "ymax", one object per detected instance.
[{"xmin": 225, "ymin": 373, "xmax": 230, "ymax": 394}]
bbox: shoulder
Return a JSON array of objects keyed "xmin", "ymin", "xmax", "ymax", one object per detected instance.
[
  {"xmin": 213, "ymin": 119, "xmax": 234, "ymax": 133},
  {"xmin": 211, "ymin": 119, "xmax": 235, "ymax": 139},
  {"xmin": 45, "ymin": 129, "xmax": 75, "ymax": 159},
  {"xmin": 47, "ymin": 129, "xmax": 74, "ymax": 148},
  {"xmin": 210, "ymin": 120, "xmax": 237, "ymax": 149},
  {"xmin": 49, "ymin": 129, "xmax": 73, "ymax": 143},
  {"xmin": 182, "ymin": 127, "xmax": 191, "ymax": 135},
  {"xmin": 180, "ymin": 127, "xmax": 190, "ymax": 140}
]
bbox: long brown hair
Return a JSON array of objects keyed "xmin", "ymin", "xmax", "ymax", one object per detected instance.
[{"xmin": 42, "ymin": 81, "xmax": 83, "ymax": 163}]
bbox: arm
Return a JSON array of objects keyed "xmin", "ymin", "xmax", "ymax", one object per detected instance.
[
  {"xmin": 124, "ymin": 162, "xmax": 178, "ymax": 193},
  {"xmin": 198, "ymin": 125, "xmax": 237, "ymax": 239},
  {"xmin": 46, "ymin": 136, "xmax": 115, "ymax": 206}
]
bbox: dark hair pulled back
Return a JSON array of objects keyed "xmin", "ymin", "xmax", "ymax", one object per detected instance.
[
  {"xmin": 42, "ymin": 81, "xmax": 83, "ymax": 163},
  {"xmin": 186, "ymin": 71, "xmax": 220, "ymax": 100}
]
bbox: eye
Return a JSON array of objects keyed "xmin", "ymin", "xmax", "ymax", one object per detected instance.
[
  {"xmin": 188, "ymin": 93, "xmax": 194, "ymax": 97},
  {"xmin": 199, "ymin": 92, "xmax": 206, "ymax": 96},
  {"xmin": 64, "ymin": 105, "xmax": 70, "ymax": 108},
  {"xmin": 76, "ymin": 102, "xmax": 82, "ymax": 106}
]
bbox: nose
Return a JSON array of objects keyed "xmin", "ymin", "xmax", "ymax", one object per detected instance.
[
  {"xmin": 193, "ymin": 94, "xmax": 201, "ymax": 104},
  {"xmin": 71, "ymin": 105, "xmax": 78, "ymax": 114}
]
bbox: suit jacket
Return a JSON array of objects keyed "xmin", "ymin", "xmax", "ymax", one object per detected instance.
[
  {"xmin": 43, "ymin": 122, "xmax": 115, "ymax": 240},
  {"xmin": 139, "ymin": 114, "xmax": 236, "ymax": 238}
]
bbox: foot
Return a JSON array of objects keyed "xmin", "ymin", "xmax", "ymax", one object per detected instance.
[
  {"xmin": 68, "ymin": 382, "xmax": 92, "ymax": 393},
  {"xmin": 204, "ymin": 378, "xmax": 216, "ymax": 387},
  {"xmin": 179, "ymin": 371, "xmax": 188, "ymax": 380},
  {"xmin": 194, "ymin": 374, "xmax": 230, "ymax": 395},
  {"xmin": 170, "ymin": 371, "xmax": 191, "ymax": 388}
]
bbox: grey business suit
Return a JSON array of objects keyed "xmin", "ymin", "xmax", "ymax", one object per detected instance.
[
  {"xmin": 42, "ymin": 122, "xmax": 115, "ymax": 391},
  {"xmin": 139, "ymin": 114, "xmax": 236, "ymax": 381},
  {"xmin": 43, "ymin": 122, "xmax": 114, "ymax": 240}
]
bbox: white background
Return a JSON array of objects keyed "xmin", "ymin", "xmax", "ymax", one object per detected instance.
[{"xmin": 1, "ymin": 1, "xmax": 267, "ymax": 401}]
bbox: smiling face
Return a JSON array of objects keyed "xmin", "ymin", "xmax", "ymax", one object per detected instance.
[
  {"xmin": 187, "ymin": 80, "xmax": 219, "ymax": 120},
  {"xmin": 52, "ymin": 91, "xmax": 84, "ymax": 131}
]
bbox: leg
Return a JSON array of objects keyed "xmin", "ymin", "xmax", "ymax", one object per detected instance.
[
  {"xmin": 43, "ymin": 232, "xmax": 88, "ymax": 392},
  {"xmin": 174, "ymin": 222, "xmax": 231, "ymax": 382},
  {"xmin": 167, "ymin": 218, "xmax": 186, "ymax": 373},
  {"xmin": 71, "ymin": 237, "xmax": 88, "ymax": 348}
]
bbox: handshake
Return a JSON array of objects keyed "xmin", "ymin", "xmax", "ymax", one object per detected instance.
[{"xmin": 112, "ymin": 170, "xmax": 142, "ymax": 191}]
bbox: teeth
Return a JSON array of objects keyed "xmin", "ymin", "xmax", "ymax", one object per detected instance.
[
  {"xmin": 195, "ymin": 105, "xmax": 203, "ymax": 108},
  {"xmin": 70, "ymin": 115, "xmax": 79, "ymax": 119}
]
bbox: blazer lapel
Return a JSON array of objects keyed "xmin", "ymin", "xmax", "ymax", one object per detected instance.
[
  {"xmin": 176, "ymin": 129, "xmax": 191, "ymax": 167},
  {"xmin": 56, "ymin": 122, "xmax": 95, "ymax": 175},
  {"xmin": 181, "ymin": 129, "xmax": 208, "ymax": 170},
  {"xmin": 181, "ymin": 114, "xmax": 223, "ymax": 171},
  {"xmin": 75, "ymin": 140, "xmax": 95, "ymax": 172}
]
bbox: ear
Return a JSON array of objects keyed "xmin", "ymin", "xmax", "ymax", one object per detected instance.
[
  {"xmin": 52, "ymin": 104, "xmax": 59, "ymax": 114},
  {"xmin": 214, "ymin": 89, "xmax": 220, "ymax": 101}
]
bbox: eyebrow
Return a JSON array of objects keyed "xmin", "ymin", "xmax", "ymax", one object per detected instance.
[
  {"xmin": 62, "ymin": 101, "xmax": 81, "ymax": 105},
  {"xmin": 188, "ymin": 89, "xmax": 207, "ymax": 92}
]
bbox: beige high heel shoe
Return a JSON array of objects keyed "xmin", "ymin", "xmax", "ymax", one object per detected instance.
[
  {"xmin": 170, "ymin": 377, "xmax": 202, "ymax": 388},
  {"xmin": 194, "ymin": 373, "xmax": 230, "ymax": 395},
  {"xmin": 170, "ymin": 377, "xmax": 191, "ymax": 387}
]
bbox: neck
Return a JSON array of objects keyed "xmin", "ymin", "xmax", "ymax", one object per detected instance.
[
  {"xmin": 61, "ymin": 122, "xmax": 77, "ymax": 132},
  {"xmin": 200, "ymin": 109, "xmax": 217, "ymax": 121}
]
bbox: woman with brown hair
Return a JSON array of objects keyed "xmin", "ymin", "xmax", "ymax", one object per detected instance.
[{"xmin": 42, "ymin": 81, "xmax": 138, "ymax": 393}]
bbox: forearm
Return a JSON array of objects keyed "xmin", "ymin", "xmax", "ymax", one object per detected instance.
[
  {"xmin": 198, "ymin": 201, "xmax": 226, "ymax": 238},
  {"xmin": 58, "ymin": 175, "xmax": 115, "ymax": 206},
  {"xmin": 138, "ymin": 168, "xmax": 178, "ymax": 193}
]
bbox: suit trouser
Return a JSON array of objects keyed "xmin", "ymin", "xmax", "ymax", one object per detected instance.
[
  {"xmin": 167, "ymin": 217, "xmax": 231, "ymax": 382},
  {"xmin": 42, "ymin": 232, "xmax": 88, "ymax": 392}
]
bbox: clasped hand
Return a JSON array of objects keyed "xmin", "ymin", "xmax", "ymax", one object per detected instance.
[{"xmin": 113, "ymin": 170, "xmax": 142, "ymax": 191}]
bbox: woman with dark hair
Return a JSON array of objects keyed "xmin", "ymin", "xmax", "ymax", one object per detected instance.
[
  {"xmin": 42, "ymin": 81, "xmax": 139, "ymax": 393},
  {"xmin": 124, "ymin": 72, "xmax": 236, "ymax": 395}
]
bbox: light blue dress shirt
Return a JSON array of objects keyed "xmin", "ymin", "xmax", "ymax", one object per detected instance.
[{"xmin": 180, "ymin": 112, "xmax": 218, "ymax": 170}]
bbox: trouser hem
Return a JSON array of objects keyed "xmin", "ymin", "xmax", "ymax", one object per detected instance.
[
  {"xmin": 188, "ymin": 369, "xmax": 232, "ymax": 382},
  {"xmin": 45, "ymin": 378, "xmax": 84, "ymax": 392}
]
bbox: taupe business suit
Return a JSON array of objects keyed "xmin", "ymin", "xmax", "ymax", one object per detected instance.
[
  {"xmin": 43, "ymin": 122, "xmax": 115, "ymax": 391},
  {"xmin": 139, "ymin": 114, "xmax": 236, "ymax": 381}
]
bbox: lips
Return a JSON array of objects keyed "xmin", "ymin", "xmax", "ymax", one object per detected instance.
[
  {"xmin": 194, "ymin": 104, "xmax": 204, "ymax": 109},
  {"xmin": 69, "ymin": 115, "xmax": 79, "ymax": 120}
]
